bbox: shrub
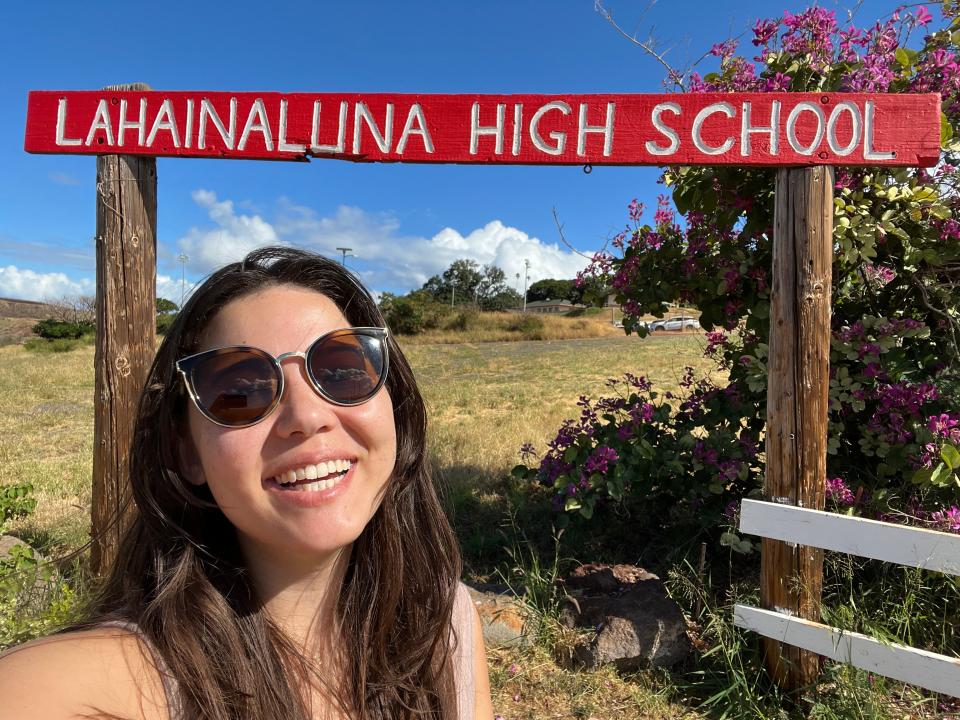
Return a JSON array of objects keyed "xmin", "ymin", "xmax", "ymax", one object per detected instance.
[
  {"xmin": 518, "ymin": 5, "xmax": 960, "ymax": 544},
  {"xmin": 31, "ymin": 318, "xmax": 94, "ymax": 340},
  {"xmin": 23, "ymin": 336, "xmax": 93, "ymax": 353},
  {"xmin": 384, "ymin": 296, "xmax": 426, "ymax": 335},
  {"xmin": 506, "ymin": 314, "xmax": 544, "ymax": 336},
  {"xmin": 157, "ymin": 312, "xmax": 177, "ymax": 335}
]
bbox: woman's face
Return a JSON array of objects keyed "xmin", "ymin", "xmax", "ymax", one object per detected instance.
[{"xmin": 181, "ymin": 285, "xmax": 397, "ymax": 561}]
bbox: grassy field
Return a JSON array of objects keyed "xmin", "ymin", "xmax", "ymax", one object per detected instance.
[
  {"xmin": 396, "ymin": 310, "xmax": 625, "ymax": 345},
  {"xmin": 0, "ymin": 333, "xmax": 716, "ymax": 718}
]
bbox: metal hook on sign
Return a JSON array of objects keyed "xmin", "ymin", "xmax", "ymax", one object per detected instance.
[{"xmin": 583, "ymin": 164, "xmax": 593, "ymax": 175}]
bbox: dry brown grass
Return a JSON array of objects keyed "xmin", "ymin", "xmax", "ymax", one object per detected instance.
[
  {"xmin": 399, "ymin": 311, "xmax": 624, "ymax": 345},
  {"xmin": 488, "ymin": 644, "xmax": 701, "ymax": 720},
  {"xmin": 0, "ymin": 344, "xmax": 94, "ymax": 550},
  {"xmin": 401, "ymin": 335, "xmax": 718, "ymax": 491}
]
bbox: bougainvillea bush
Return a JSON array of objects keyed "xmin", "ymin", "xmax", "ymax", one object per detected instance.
[{"xmin": 516, "ymin": 5, "xmax": 960, "ymax": 549}]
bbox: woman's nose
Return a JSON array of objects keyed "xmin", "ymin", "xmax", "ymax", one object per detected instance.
[{"xmin": 270, "ymin": 359, "xmax": 340, "ymax": 438}]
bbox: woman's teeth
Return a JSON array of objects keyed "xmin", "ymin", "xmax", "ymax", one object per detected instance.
[{"xmin": 274, "ymin": 460, "xmax": 351, "ymax": 492}]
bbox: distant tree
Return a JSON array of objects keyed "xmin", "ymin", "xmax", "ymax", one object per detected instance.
[
  {"xmin": 423, "ymin": 259, "xmax": 512, "ymax": 307},
  {"xmin": 156, "ymin": 298, "xmax": 179, "ymax": 314},
  {"xmin": 46, "ymin": 294, "xmax": 96, "ymax": 326},
  {"xmin": 483, "ymin": 288, "xmax": 524, "ymax": 311},
  {"xmin": 527, "ymin": 278, "xmax": 575, "ymax": 303}
]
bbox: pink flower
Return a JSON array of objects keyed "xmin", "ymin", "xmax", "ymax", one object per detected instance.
[
  {"xmin": 931, "ymin": 506, "xmax": 960, "ymax": 533},
  {"xmin": 914, "ymin": 6, "xmax": 933, "ymax": 26},
  {"xmin": 826, "ymin": 477, "xmax": 856, "ymax": 506}
]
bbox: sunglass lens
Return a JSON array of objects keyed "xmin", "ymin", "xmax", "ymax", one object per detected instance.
[
  {"xmin": 309, "ymin": 333, "xmax": 384, "ymax": 404},
  {"xmin": 191, "ymin": 350, "xmax": 280, "ymax": 425}
]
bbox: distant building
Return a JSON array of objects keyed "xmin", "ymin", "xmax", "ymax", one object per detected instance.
[{"xmin": 523, "ymin": 298, "xmax": 582, "ymax": 314}]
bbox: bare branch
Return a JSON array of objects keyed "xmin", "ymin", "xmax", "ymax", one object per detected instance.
[
  {"xmin": 595, "ymin": 0, "xmax": 683, "ymax": 88},
  {"xmin": 551, "ymin": 207, "xmax": 598, "ymax": 261}
]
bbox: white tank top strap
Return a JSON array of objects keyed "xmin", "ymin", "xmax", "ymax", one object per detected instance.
[{"xmin": 451, "ymin": 582, "xmax": 476, "ymax": 720}]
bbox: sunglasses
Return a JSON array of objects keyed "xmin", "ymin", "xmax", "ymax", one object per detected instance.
[{"xmin": 176, "ymin": 327, "xmax": 390, "ymax": 428}]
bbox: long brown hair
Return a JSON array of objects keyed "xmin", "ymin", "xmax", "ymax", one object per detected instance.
[{"xmin": 72, "ymin": 247, "xmax": 462, "ymax": 718}]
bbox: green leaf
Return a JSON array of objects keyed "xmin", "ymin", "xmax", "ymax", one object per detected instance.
[
  {"xmin": 941, "ymin": 443, "xmax": 960, "ymax": 471},
  {"xmin": 942, "ymin": 112, "xmax": 954, "ymax": 148},
  {"xmin": 511, "ymin": 464, "xmax": 529, "ymax": 479},
  {"xmin": 930, "ymin": 462, "xmax": 950, "ymax": 487},
  {"xmin": 895, "ymin": 47, "xmax": 911, "ymax": 68}
]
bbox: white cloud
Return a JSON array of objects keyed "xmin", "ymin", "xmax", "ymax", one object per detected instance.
[
  {"xmin": 0, "ymin": 265, "xmax": 95, "ymax": 301},
  {"xmin": 176, "ymin": 190, "xmax": 283, "ymax": 273},
  {"xmin": 174, "ymin": 191, "xmax": 590, "ymax": 294},
  {"xmin": 157, "ymin": 273, "xmax": 198, "ymax": 307}
]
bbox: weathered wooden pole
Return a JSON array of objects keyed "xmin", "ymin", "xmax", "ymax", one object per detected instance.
[
  {"xmin": 90, "ymin": 83, "xmax": 157, "ymax": 575},
  {"xmin": 761, "ymin": 166, "xmax": 833, "ymax": 693}
]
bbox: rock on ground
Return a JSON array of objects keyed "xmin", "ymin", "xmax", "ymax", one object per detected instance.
[{"xmin": 559, "ymin": 563, "xmax": 691, "ymax": 670}]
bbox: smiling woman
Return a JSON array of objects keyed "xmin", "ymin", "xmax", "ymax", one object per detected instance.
[{"xmin": 0, "ymin": 247, "xmax": 493, "ymax": 720}]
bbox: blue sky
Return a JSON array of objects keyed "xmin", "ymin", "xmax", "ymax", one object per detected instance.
[{"xmin": 0, "ymin": 0, "xmax": 912, "ymax": 303}]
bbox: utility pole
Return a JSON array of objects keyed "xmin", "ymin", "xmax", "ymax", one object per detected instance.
[
  {"xmin": 451, "ymin": 277, "xmax": 457, "ymax": 307},
  {"xmin": 336, "ymin": 246, "xmax": 353, "ymax": 266},
  {"xmin": 177, "ymin": 253, "xmax": 189, "ymax": 308},
  {"xmin": 522, "ymin": 259, "xmax": 531, "ymax": 313}
]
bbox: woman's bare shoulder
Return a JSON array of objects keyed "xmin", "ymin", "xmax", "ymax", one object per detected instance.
[{"xmin": 0, "ymin": 626, "xmax": 170, "ymax": 720}]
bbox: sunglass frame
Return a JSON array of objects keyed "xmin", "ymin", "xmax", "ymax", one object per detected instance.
[{"xmin": 175, "ymin": 327, "xmax": 390, "ymax": 428}]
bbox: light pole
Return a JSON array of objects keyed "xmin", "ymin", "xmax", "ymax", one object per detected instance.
[
  {"xmin": 336, "ymin": 246, "xmax": 353, "ymax": 266},
  {"xmin": 522, "ymin": 260, "xmax": 531, "ymax": 313},
  {"xmin": 451, "ymin": 277, "xmax": 457, "ymax": 307},
  {"xmin": 177, "ymin": 253, "xmax": 189, "ymax": 308}
]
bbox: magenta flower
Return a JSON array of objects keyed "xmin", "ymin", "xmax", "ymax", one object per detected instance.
[
  {"xmin": 931, "ymin": 506, "xmax": 960, "ymax": 533},
  {"xmin": 914, "ymin": 6, "xmax": 933, "ymax": 26},
  {"xmin": 826, "ymin": 477, "xmax": 856, "ymax": 506}
]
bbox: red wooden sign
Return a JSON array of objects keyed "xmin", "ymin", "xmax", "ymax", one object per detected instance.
[{"xmin": 25, "ymin": 90, "xmax": 940, "ymax": 167}]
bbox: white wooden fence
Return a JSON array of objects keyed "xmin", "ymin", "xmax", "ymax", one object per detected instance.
[{"xmin": 734, "ymin": 499, "xmax": 960, "ymax": 697}]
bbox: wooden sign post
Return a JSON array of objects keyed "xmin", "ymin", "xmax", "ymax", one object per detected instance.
[
  {"xmin": 89, "ymin": 83, "xmax": 157, "ymax": 575},
  {"xmin": 764, "ymin": 166, "xmax": 833, "ymax": 690},
  {"xmin": 23, "ymin": 89, "xmax": 940, "ymax": 692}
]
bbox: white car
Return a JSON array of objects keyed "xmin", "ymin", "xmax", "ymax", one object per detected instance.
[{"xmin": 648, "ymin": 316, "xmax": 699, "ymax": 331}]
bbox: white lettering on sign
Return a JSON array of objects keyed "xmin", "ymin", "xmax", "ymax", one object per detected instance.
[
  {"xmin": 35, "ymin": 92, "xmax": 922, "ymax": 165},
  {"xmin": 311, "ymin": 100, "xmax": 348, "ymax": 154},
  {"xmin": 198, "ymin": 98, "xmax": 237, "ymax": 150},
  {"xmin": 184, "ymin": 99, "xmax": 195, "ymax": 149},
  {"xmin": 118, "ymin": 98, "xmax": 147, "ymax": 147},
  {"xmin": 864, "ymin": 101, "xmax": 895, "ymax": 160},
  {"xmin": 471, "ymin": 103, "xmax": 505, "ymax": 155},
  {"xmin": 786, "ymin": 102, "xmax": 825, "ymax": 155},
  {"xmin": 692, "ymin": 102, "xmax": 735, "ymax": 155},
  {"xmin": 278, "ymin": 99, "xmax": 305, "ymax": 153},
  {"xmin": 512, "ymin": 104, "xmax": 523, "ymax": 156},
  {"xmin": 354, "ymin": 102, "xmax": 394, "ymax": 154},
  {"xmin": 577, "ymin": 102, "xmax": 615, "ymax": 156},
  {"xmin": 397, "ymin": 103, "xmax": 434, "ymax": 154},
  {"xmin": 647, "ymin": 102, "xmax": 680, "ymax": 155},
  {"xmin": 828, "ymin": 101, "xmax": 861, "ymax": 156},
  {"xmin": 85, "ymin": 99, "xmax": 114, "ymax": 146},
  {"xmin": 741, "ymin": 100, "xmax": 781, "ymax": 156},
  {"xmin": 55, "ymin": 98, "xmax": 82, "ymax": 146},
  {"xmin": 530, "ymin": 101, "xmax": 571, "ymax": 156},
  {"xmin": 146, "ymin": 99, "xmax": 181, "ymax": 148},
  {"xmin": 238, "ymin": 99, "xmax": 274, "ymax": 152}
]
